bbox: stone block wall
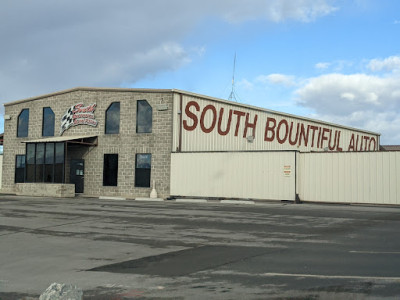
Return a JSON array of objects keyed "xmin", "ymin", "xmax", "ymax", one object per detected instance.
[
  {"xmin": 2, "ymin": 88, "xmax": 174, "ymax": 199},
  {"xmin": 15, "ymin": 183, "xmax": 75, "ymax": 197}
]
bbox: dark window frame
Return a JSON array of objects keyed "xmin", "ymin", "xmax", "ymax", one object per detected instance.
[
  {"xmin": 24, "ymin": 142, "xmax": 65, "ymax": 183},
  {"xmin": 15, "ymin": 155, "xmax": 26, "ymax": 183},
  {"xmin": 135, "ymin": 153, "xmax": 151, "ymax": 188},
  {"xmin": 17, "ymin": 109, "xmax": 29, "ymax": 138},
  {"xmin": 103, "ymin": 154, "xmax": 118, "ymax": 186},
  {"xmin": 105, "ymin": 102, "xmax": 120, "ymax": 134},
  {"xmin": 136, "ymin": 100, "xmax": 152, "ymax": 133},
  {"xmin": 42, "ymin": 107, "xmax": 55, "ymax": 137}
]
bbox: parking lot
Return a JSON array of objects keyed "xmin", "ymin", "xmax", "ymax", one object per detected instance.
[{"xmin": 1, "ymin": 195, "xmax": 400, "ymax": 299}]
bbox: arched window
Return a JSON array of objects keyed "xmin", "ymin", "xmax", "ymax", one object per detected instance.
[
  {"xmin": 136, "ymin": 100, "xmax": 152, "ymax": 133},
  {"xmin": 17, "ymin": 109, "xmax": 29, "ymax": 137},
  {"xmin": 42, "ymin": 107, "xmax": 55, "ymax": 137},
  {"xmin": 105, "ymin": 102, "xmax": 120, "ymax": 134}
]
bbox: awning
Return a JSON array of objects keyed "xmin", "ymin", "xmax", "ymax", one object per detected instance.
[{"xmin": 22, "ymin": 134, "xmax": 98, "ymax": 146}]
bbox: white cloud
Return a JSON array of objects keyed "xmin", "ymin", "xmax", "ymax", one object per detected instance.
[
  {"xmin": 257, "ymin": 74, "xmax": 296, "ymax": 87},
  {"xmin": 340, "ymin": 92, "xmax": 356, "ymax": 101},
  {"xmin": 315, "ymin": 62, "xmax": 330, "ymax": 70},
  {"xmin": 367, "ymin": 56, "xmax": 400, "ymax": 72},
  {"xmin": 0, "ymin": 0, "xmax": 338, "ymax": 102},
  {"xmin": 220, "ymin": 0, "xmax": 338, "ymax": 23},
  {"xmin": 295, "ymin": 68, "xmax": 400, "ymax": 144},
  {"xmin": 314, "ymin": 60, "xmax": 353, "ymax": 72},
  {"xmin": 238, "ymin": 79, "xmax": 254, "ymax": 90}
]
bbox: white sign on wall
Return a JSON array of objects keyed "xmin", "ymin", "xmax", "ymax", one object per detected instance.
[
  {"xmin": 60, "ymin": 103, "xmax": 98, "ymax": 135},
  {"xmin": 179, "ymin": 97, "xmax": 379, "ymax": 152}
]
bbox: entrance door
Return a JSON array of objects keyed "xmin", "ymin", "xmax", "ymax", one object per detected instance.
[{"xmin": 70, "ymin": 159, "xmax": 84, "ymax": 193}]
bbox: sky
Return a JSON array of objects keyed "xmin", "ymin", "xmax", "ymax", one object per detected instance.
[{"xmin": 1, "ymin": 0, "xmax": 400, "ymax": 144}]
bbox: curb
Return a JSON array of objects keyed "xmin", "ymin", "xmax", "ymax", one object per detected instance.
[
  {"xmin": 99, "ymin": 196, "xmax": 126, "ymax": 201},
  {"xmin": 135, "ymin": 197, "xmax": 164, "ymax": 202},
  {"xmin": 175, "ymin": 199, "xmax": 208, "ymax": 203},
  {"xmin": 220, "ymin": 200, "xmax": 255, "ymax": 205},
  {"xmin": 98, "ymin": 196, "xmax": 256, "ymax": 205}
]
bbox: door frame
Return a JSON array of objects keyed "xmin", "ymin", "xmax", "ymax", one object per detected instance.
[{"xmin": 70, "ymin": 159, "xmax": 85, "ymax": 193}]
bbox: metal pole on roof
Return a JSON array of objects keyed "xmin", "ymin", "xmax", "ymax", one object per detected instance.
[{"xmin": 228, "ymin": 52, "xmax": 238, "ymax": 102}]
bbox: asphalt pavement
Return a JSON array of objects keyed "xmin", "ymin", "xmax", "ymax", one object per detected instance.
[{"xmin": 0, "ymin": 195, "xmax": 400, "ymax": 299}]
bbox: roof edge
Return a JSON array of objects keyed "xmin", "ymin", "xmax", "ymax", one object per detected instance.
[
  {"xmin": 4, "ymin": 87, "xmax": 380, "ymax": 137},
  {"xmin": 4, "ymin": 87, "xmax": 175, "ymax": 106},
  {"xmin": 172, "ymin": 89, "xmax": 381, "ymax": 137}
]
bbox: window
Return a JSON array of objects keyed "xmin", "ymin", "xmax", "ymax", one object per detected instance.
[
  {"xmin": 42, "ymin": 107, "xmax": 55, "ymax": 137},
  {"xmin": 103, "ymin": 154, "xmax": 118, "ymax": 186},
  {"xmin": 26, "ymin": 144, "xmax": 35, "ymax": 182},
  {"xmin": 136, "ymin": 100, "xmax": 152, "ymax": 133},
  {"xmin": 44, "ymin": 143, "xmax": 54, "ymax": 182},
  {"xmin": 25, "ymin": 143, "xmax": 65, "ymax": 183},
  {"xmin": 135, "ymin": 153, "xmax": 151, "ymax": 187},
  {"xmin": 35, "ymin": 143, "xmax": 45, "ymax": 182},
  {"xmin": 105, "ymin": 102, "xmax": 120, "ymax": 134},
  {"xmin": 17, "ymin": 109, "xmax": 29, "ymax": 137},
  {"xmin": 54, "ymin": 143, "xmax": 65, "ymax": 183},
  {"xmin": 15, "ymin": 155, "xmax": 26, "ymax": 183}
]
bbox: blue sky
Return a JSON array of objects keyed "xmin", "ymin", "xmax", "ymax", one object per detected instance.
[{"xmin": 1, "ymin": 0, "xmax": 400, "ymax": 144}]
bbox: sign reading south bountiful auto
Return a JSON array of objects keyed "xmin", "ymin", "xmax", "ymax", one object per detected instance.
[
  {"xmin": 60, "ymin": 103, "xmax": 98, "ymax": 135},
  {"xmin": 179, "ymin": 97, "xmax": 379, "ymax": 152}
]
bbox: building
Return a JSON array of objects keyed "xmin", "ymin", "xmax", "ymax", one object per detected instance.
[
  {"xmin": 1, "ymin": 87, "xmax": 380, "ymax": 199},
  {"xmin": 380, "ymin": 145, "xmax": 400, "ymax": 151}
]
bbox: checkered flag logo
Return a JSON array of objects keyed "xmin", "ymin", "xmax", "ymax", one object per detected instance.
[{"xmin": 60, "ymin": 104, "xmax": 76, "ymax": 135}]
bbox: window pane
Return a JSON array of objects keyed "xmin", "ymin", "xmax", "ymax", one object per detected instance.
[
  {"xmin": 15, "ymin": 155, "xmax": 26, "ymax": 183},
  {"xmin": 45, "ymin": 143, "xmax": 54, "ymax": 164},
  {"xmin": 135, "ymin": 153, "xmax": 151, "ymax": 187},
  {"xmin": 105, "ymin": 102, "xmax": 120, "ymax": 134},
  {"xmin": 42, "ymin": 107, "xmax": 55, "ymax": 137},
  {"xmin": 17, "ymin": 109, "xmax": 29, "ymax": 137},
  {"xmin": 44, "ymin": 165, "xmax": 53, "ymax": 182},
  {"xmin": 136, "ymin": 100, "xmax": 152, "ymax": 133},
  {"xmin": 26, "ymin": 144, "xmax": 35, "ymax": 164},
  {"xmin": 103, "ymin": 154, "xmax": 118, "ymax": 186},
  {"xmin": 36, "ymin": 143, "xmax": 45, "ymax": 164},
  {"xmin": 26, "ymin": 165, "xmax": 35, "ymax": 182},
  {"xmin": 36, "ymin": 165, "xmax": 44, "ymax": 182},
  {"xmin": 16, "ymin": 155, "xmax": 26, "ymax": 168},
  {"xmin": 55, "ymin": 143, "xmax": 64, "ymax": 164},
  {"xmin": 54, "ymin": 164, "xmax": 64, "ymax": 183},
  {"xmin": 136, "ymin": 153, "xmax": 151, "ymax": 169}
]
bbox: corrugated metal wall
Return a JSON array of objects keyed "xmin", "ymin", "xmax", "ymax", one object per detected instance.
[
  {"xmin": 173, "ymin": 93, "xmax": 380, "ymax": 153},
  {"xmin": 170, "ymin": 151, "xmax": 296, "ymax": 200},
  {"xmin": 171, "ymin": 151, "xmax": 400, "ymax": 205},
  {"xmin": 0, "ymin": 155, "xmax": 2, "ymax": 189},
  {"xmin": 298, "ymin": 151, "xmax": 400, "ymax": 205}
]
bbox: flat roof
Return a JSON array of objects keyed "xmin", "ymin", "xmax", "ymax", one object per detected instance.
[{"xmin": 4, "ymin": 87, "xmax": 380, "ymax": 137}]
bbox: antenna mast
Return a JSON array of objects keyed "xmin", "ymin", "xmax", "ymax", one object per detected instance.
[{"xmin": 228, "ymin": 53, "xmax": 238, "ymax": 102}]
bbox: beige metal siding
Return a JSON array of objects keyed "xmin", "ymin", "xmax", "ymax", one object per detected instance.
[
  {"xmin": 298, "ymin": 152, "xmax": 400, "ymax": 205},
  {"xmin": 173, "ymin": 94, "xmax": 380, "ymax": 153},
  {"xmin": 0, "ymin": 155, "xmax": 2, "ymax": 189},
  {"xmin": 171, "ymin": 152, "xmax": 296, "ymax": 200}
]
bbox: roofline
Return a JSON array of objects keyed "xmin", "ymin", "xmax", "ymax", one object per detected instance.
[
  {"xmin": 3, "ymin": 87, "xmax": 380, "ymax": 137},
  {"xmin": 172, "ymin": 89, "xmax": 380, "ymax": 137},
  {"xmin": 3, "ymin": 87, "xmax": 175, "ymax": 107}
]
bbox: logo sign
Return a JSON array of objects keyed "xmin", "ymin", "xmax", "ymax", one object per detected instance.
[
  {"xmin": 60, "ymin": 103, "xmax": 98, "ymax": 135},
  {"xmin": 283, "ymin": 165, "xmax": 292, "ymax": 177}
]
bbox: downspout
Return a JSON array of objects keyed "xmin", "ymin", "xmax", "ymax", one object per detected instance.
[
  {"xmin": 295, "ymin": 151, "xmax": 301, "ymax": 204},
  {"xmin": 178, "ymin": 93, "xmax": 183, "ymax": 152}
]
